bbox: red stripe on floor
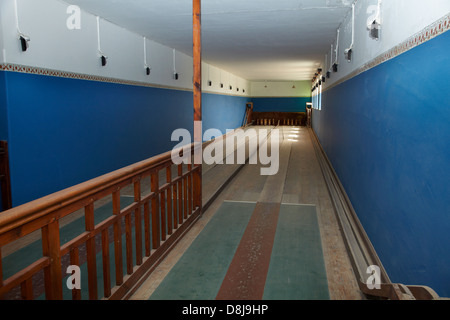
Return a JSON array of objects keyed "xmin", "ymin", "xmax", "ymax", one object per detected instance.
[{"xmin": 215, "ymin": 202, "xmax": 280, "ymax": 300}]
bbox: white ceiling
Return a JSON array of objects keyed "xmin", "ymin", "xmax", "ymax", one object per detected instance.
[{"xmin": 65, "ymin": 0, "xmax": 355, "ymax": 81}]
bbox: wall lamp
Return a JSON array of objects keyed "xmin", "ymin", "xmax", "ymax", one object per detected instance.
[
  {"xmin": 19, "ymin": 34, "xmax": 30, "ymax": 52},
  {"xmin": 101, "ymin": 55, "xmax": 108, "ymax": 66},
  {"xmin": 369, "ymin": 0, "xmax": 382, "ymax": 40},
  {"xmin": 333, "ymin": 28, "xmax": 340, "ymax": 72},
  {"xmin": 344, "ymin": 3, "xmax": 355, "ymax": 62}
]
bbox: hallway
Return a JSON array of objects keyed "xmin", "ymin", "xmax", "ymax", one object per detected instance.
[
  {"xmin": 131, "ymin": 126, "xmax": 363, "ymax": 300},
  {"xmin": 0, "ymin": 0, "xmax": 449, "ymax": 302}
]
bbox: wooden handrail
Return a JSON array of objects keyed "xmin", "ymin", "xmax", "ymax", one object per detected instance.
[
  {"xmin": 0, "ymin": 142, "xmax": 202, "ymax": 300},
  {"xmin": 0, "ymin": 145, "xmax": 197, "ymax": 236}
]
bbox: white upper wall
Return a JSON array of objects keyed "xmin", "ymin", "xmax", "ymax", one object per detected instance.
[
  {"xmin": 0, "ymin": 0, "xmax": 250, "ymax": 96},
  {"xmin": 251, "ymin": 81, "xmax": 311, "ymax": 98},
  {"xmin": 321, "ymin": 0, "xmax": 450, "ymax": 89}
]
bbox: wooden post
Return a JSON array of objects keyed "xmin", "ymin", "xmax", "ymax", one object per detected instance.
[
  {"xmin": 193, "ymin": 0, "xmax": 202, "ymax": 213},
  {"xmin": 42, "ymin": 220, "xmax": 63, "ymax": 299},
  {"xmin": 85, "ymin": 202, "xmax": 98, "ymax": 300}
]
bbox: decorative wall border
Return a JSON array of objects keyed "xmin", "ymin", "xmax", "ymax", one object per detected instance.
[
  {"xmin": 324, "ymin": 13, "xmax": 450, "ymax": 92},
  {"xmin": 0, "ymin": 63, "xmax": 250, "ymax": 98}
]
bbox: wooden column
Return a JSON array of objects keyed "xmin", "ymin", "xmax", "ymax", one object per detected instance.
[{"xmin": 193, "ymin": 0, "xmax": 203, "ymax": 212}]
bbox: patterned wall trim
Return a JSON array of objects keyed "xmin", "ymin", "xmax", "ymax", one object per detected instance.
[
  {"xmin": 0, "ymin": 63, "xmax": 249, "ymax": 97},
  {"xmin": 323, "ymin": 13, "xmax": 450, "ymax": 92}
]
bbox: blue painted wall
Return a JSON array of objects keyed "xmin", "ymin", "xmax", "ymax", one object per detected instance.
[
  {"xmin": 1, "ymin": 71, "xmax": 248, "ymax": 207},
  {"xmin": 251, "ymin": 97, "xmax": 310, "ymax": 113},
  {"xmin": 0, "ymin": 72, "xmax": 8, "ymax": 141},
  {"xmin": 312, "ymin": 31, "xmax": 450, "ymax": 297},
  {"xmin": 203, "ymin": 93, "xmax": 248, "ymax": 136},
  {"xmin": 0, "ymin": 71, "xmax": 7, "ymax": 211}
]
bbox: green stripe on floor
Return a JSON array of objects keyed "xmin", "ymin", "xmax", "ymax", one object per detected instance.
[
  {"xmin": 263, "ymin": 204, "xmax": 330, "ymax": 300},
  {"xmin": 149, "ymin": 201, "xmax": 256, "ymax": 300}
]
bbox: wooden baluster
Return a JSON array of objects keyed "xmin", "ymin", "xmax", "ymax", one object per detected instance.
[
  {"xmin": 69, "ymin": 247, "xmax": 81, "ymax": 300},
  {"xmin": 172, "ymin": 165, "xmax": 178, "ymax": 230},
  {"xmin": 193, "ymin": 164, "xmax": 202, "ymax": 211},
  {"xmin": 143, "ymin": 201, "xmax": 151, "ymax": 256},
  {"xmin": 166, "ymin": 167, "xmax": 173, "ymax": 235},
  {"xmin": 177, "ymin": 164, "xmax": 183, "ymax": 224},
  {"xmin": 160, "ymin": 183, "xmax": 166, "ymax": 242},
  {"xmin": 112, "ymin": 191, "xmax": 123, "ymax": 286},
  {"xmin": 134, "ymin": 178, "xmax": 142, "ymax": 266},
  {"xmin": 41, "ymin": 220, "xmax": 63, "ymax": 300},
  {"xmin": 151, "ymin": 172, "xmax": 160, "ymax": 249},
  {"xmin": 187, "ymin": 163, "xmax": 193, "ymax": 215},
  {"xmin": 101, "ymin": 229, "xmax": 111, "ymax": 298},
  {"xmin": 20, "ymin": 278, "xmax": 33, "ymax": 300},
  {"xmin": 85, "ymin": 202, "xmax": 98, "ymax": 300},
  {"xmin": 125, "ymin": 212, "xmax": 133, "ymax": 275},
  {"xmin": 183, "ymin": 165, "xmax": 188, "ymax": 220}
]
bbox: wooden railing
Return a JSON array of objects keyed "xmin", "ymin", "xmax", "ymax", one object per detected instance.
[
  {"xmin": 0, "ymin": 144, "xmax": 202, "ymax": 300},
  {"xmin": 252, "ymin": 112, "xmax": 307, "ymax": 127}
]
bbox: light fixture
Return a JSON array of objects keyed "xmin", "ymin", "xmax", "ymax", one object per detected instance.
[
  {"xmin": 344, "ymin": 3, "xmax": 355, "ymax": 62},
  {"xmin": 14, "ymin": 0, "xmax": 30, "ymax": 52},
  {"xmin": 143, "ymin": 37, "xmax": 151, "ymax": 75},
  {"xmin": 333, "ymin": 28, "xmax": 340, "ymax": 72},
  {"xmin": 369, "ymin": 0, "xmax": 382, "ymax": 40},
  {"xmin": 97, "ymin": 17, "xmax": 107, "ymax": 67},
  {"xmin": 220, "ymin": 83, "xmax": 224, "ymax": 88},
  {"xmin": 19, "ymin": 34, "xmax": 30, "ymax": 52},
  {"xmin": 327, "ymin": 44, "xmax": 333, "ymax": 77},
  {"xmin": 207, "ymin": 65, "xmax": 212, "ymax": 86},
  {"xmin": 173, "ymin": 49, "xmax": 179, "ymax": 80}
]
